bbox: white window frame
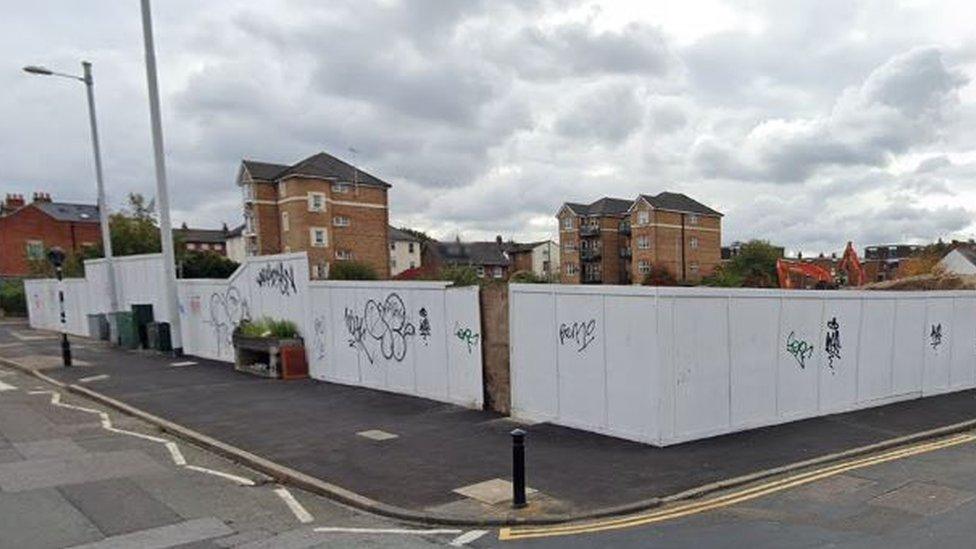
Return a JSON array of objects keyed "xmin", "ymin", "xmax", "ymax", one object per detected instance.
[
  {"xmin": 332, "ymin": 215, "xmax": 350, "ymax": 227},
  {"xmin": 26, "ymin": 240, "xmax": 44, "ymax": 260},
  {"xmin": 637, "ymin": 210, "xmax": 650, "ymax": 226},
  {"xmin": 561, "ymin": 216, "xmax": 573, "ymax": 230},
  {"xmin": 278, "ymin": 181, "xmax": 287, "ymax": 197},
  {"xmin": 563, "ymin": 241, "xmax": 576, "ymax": 252},
  {"xmin": 332, "ymin": 182, "xmax": 351, "ymax": 194},
  {"xmin": 391, "ymin": 258, "xmax": 397, "ymax": 269},
  {"xmin": 564, "ymin": 263, "xmax": 578, "ymax": 275},
  {"xmin": 310, "ymin": 227, "xmax": 328, "ymax": 247},
  {"xmin": 688, "ymin": 214, "xmax": 700, "ymax": 225},
  {"xmin": 492, "ymin": 266, "xmax": 503, "ymax": 279},
  {"xmin": 308, "ymin": 192, "xmax": 326, "ymax": 212},
  {"xmin": 690, "ymin": 236, "xmax": 699, "ymax": 249},
  {"xmin": 335, "ymin": 250, "xmax": 353, "ymax": 260},
  {"xmin": 637, "ymin": 236, "xmax": 651, "ymax": 250},
  {"xmin": 408, "ymin": 242, "xmax": 415, "ymax": 253},
  {"xmin": 638, "ymin": 260, "xmax": 651, "ymax": 275},
  {"xmin": 281, "ymin": 211, "xmax": 290, "ymax": 232},
  {"xmin": 475, "ymin": 266, "xmax": 486, "ymax": 278},
  {"xmin": 187, "ymin": 243, "xmax": 197, "ymax": 250},
  {"xmin": 690, "ymin": 261, "xmax": 700, "ymax": 274}
]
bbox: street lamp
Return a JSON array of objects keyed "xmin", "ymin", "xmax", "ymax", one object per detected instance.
[
  {"xmin": 47, "ymin": 247, "xmax": 71, "ymax": 367},
  {"xmin": 22, "ymin": 61, "xmax": 120, "ymax": 318}
]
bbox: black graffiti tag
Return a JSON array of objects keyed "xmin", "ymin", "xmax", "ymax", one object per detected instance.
[
  {"xmin": 825, "ymin": 317, "xmax": 841, "ymax": 371},
  {"xmin": 931, "ymin": 323, "xmax": 943, "ymax": 350},
  {"xmin": 345, "ymin": 293, "xmax": 416, "ymax": 363},
  {"xmin": 559, "ymin": 319, "xmax": 597, "ymax": 353},
  {"xmin": 312, "ymin": 315, "xmax": 327, "ymax": 360},
  {"xmin": 418, "ymin": 307, "xmax": 431, "ymax": 345},
  {"xmin": 255, "ymin": 262, "xmax": 297, "ymax": 296},
  {"xmin": 206, "ymin": 286, "xmax": 250, "ymax": 356},
  {"xmin": 786, "ymin": 331, "xmax": 814, "ymax": 369}
]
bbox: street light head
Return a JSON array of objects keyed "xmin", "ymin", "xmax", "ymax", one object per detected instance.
[
  {"xmin": 47, "ymin": 247, "xmax": 66, "ymax": 268},
  {"xmin": 23, "ymin": 65, "xmax": 54, "ymax": 76}
]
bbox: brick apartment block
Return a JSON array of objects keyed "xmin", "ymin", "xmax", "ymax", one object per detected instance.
[
  {"xmin": 557, "ymin": 192, "xmax": 723, "ymax": 285},
  {"xmin": 236, "ymin": 152, "xmax": 392, "ymax": 279},
  {"xmin": 0, "ymin": 193, "xmax": 101, "ymax": 277}
]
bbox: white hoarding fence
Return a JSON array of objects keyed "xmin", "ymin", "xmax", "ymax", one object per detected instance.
[
  {"xmin": 510, "ymin": 284, "xmax": 976, "ymax": 447},
  {"xmin": 306, "ymin": 281, "xmax": 483, "ymax": 408}
]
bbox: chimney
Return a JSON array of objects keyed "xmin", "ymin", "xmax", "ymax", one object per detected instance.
[
  {"xmin": 3, "ymin": 193, "xmax": 26, "ymax": 211},
  {"xmin": 32, "ymin": 192, "xmax": 52, "ymax": 203},
  {"xmin": 495, "ymin": 235, "xmax": 503, "ymax": 245}
]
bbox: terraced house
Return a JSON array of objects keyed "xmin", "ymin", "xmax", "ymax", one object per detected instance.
[
  {"xmin": 557, "ymin": 192, "xmax": 722, "ymax": 285},
  {"xmin": 236, "ymin": 152, "xmax": 391, "ymax": 279}
]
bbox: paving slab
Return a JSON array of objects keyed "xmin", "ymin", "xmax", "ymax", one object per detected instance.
[{"xmin": 58, "ymin": 478, "xmax": 184, "ymax": 537}]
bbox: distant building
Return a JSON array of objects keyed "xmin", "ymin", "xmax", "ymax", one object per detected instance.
[
  {"xmin": 423, "ymin": 238, "xmax": 511, "ymax": 280},
  {"xmin": 224, "ymin": 223, "xmax": 246, "ymax": 263},
  {"xmin": 557, "ymin": 192, "xmax": 722, "ymax": 285},
  {"xmin": 237, "ymin": 151, "xmax": 391, "ymax": 279},
  {"xmin": 173, "ymin": 223, "xmax": 229, "ymax": 256},
  {"xmin": 862, "ymin": 244, "xmax": 923, "ymax": 282},
  {"xmin": 389, "ymin": 227, "xmax": 421, "ymax": 276},
  {"xmin": 938, "ymin": 247, "xmax": 976, "ymax": 276},
  {"xmin": 0, "ymin": 192, "xmax": 101, "ymax": 277},
  {"xmin": 501, "ymin": 240, "xmax": 559, "ymax": 280}
]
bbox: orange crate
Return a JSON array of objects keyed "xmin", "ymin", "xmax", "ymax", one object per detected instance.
[{"xmin": 280, "ymin": 346, "xmax": 309, "ymax": 380}]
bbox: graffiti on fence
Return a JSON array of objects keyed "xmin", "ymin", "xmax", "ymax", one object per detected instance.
[
  {"xmin": 254, "ymin": 262, "xmax": 297, "ymax": 296},
  {"xmin": 559, "ymin": 319, "xmax": 597, "ymax": 353},
  {"xmin": 206, "ymin": 286, "xmax": 250, "ymax": 356},
  {"xmin": 825, "ymin": 317, "xmax": 841, "ymax": 371},
  {"xmin": 454, "ymin": 323, "xmax": 480, "ymax": 353},
  {"xmin": 418, "ymin": 307, "xmax": 431, "ymax": 346},
  {"xmin": 930, "ymin": 323, "xmax": 943, "ymax": 350},
  {"xmin": 345, "ymin": 293, "xmax": 416, "ymax": 364},
  {"xmin": 312, "ymin": 315, "xmax": 327, "ymax": 360},
  {"xmin": 786, "ymin": 331, "xmax": 814, "ymax": 369}
]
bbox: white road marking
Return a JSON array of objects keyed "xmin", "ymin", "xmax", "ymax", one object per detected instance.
[
  {"xmin": 78, "ymin": 374, "xmax": 109, "ymax": 383},
  {"xmin": 450, "ymin": 530, "xmax": 488, "ymax": 546},
  {"xmin": 184, "ymin": 464, "xmax": 256, "ymax": 486},
  {"xmin": 314, "ymin": 527, "xmax": 464, "ymax": 535},
  {"xmin": 11, "ymin": 331, "xmax": 54, "ymax": 341},
  {"xmin": 170, "ymin": 361, "xmax": 197, "ymax": 367},
  {"xmin": 274, "ymin": 487, "xmax": 315, "ymax": 524},
  {"xmin": 0, "ymin": 380, "xmax": 17, "ymax": 392},
  {"xmin": 165, "ymin": 442, "xmax": 187, "ymax": 465}
]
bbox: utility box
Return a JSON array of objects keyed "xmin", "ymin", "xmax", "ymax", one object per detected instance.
[
  {"xmin": 112, "ymin": 311, "xmax": 139, "ymax": 349},
  {"xmin": 147, "ymin": 322, "xmax": 172, "ymax": 353},
  {"xmin": 131, "ymin": 304, "xmax": 154, "ymax": 349},
  {"xmin": 87, "ymin": 314, "xmax": 109, "ymax": 341}
]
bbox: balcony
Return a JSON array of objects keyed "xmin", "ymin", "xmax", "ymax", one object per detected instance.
[
  {"xmin": 580, "ymin": 248, "xmax": 602, "ymax": 261},
  {"xmin": 620, "ymin": 248, "xmax": 632, "ymax": 258},
  {"xmin": 619, "ymin": 223, "xmax": 631, "ymax": 235},
  {"xmin": 579, "ymin": 225, "xmax": 600, "ymax": 237}
]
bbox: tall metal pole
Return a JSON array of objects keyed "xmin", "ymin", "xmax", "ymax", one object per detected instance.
[
  {"xmin": 140, "ymin": 0, "xmax": 183, "ymax": 355},
  {"xmin": 81, "ymin": 61, "xmax": 120, "ymax": 315}
]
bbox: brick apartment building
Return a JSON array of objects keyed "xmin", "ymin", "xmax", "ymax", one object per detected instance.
[
  {"xmin": 422, "ymin": 238, "xmax": 511, "ymax": 280},
  {"xmin": 557, "ymin": 192, "xmax": 722, "ymax": 285},
  {"xmin": 237, "ymin": 152, "xmax": 391, "ymax": 278},
  {"xmin": 173, "ymin": 223, "xmax": 230, "ymax": 256},
  {"xmin": 0, "ymin": 193, "xmax": 101, "ymax": 277}
]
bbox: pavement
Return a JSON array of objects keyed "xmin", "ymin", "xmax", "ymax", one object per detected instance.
[{"xmin": 4, "ymin": 318, "xmax": 976, "ymax": 526}]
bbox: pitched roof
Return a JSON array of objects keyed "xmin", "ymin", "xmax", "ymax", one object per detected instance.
[
  {"xmin": 638, "ymin": 192, "xmax": 723, "ymax": 216},
  {"xmin": 173, "ymin": 227, "xmax": 228, "ymax": 244},
  {"xmin": 432, "ymin": 240, "xmax": 510, "ymax": 266},
  {"xmin": 32, "ymin": 202, "xmax": 99, "ymax": 223},
  {"xmin": 241, "ymin": 160, "xmax": 288, "ymax": 181},
  {"xmin": 226, "ymin": 223, "xmax": 246, "ymax": 238},
  {"xmin": 563, "ymin": 197, "xmax": 633, "ymax": 216},
  {"xmin": 953, "ymin": 246, "xmax": 976, "ymax": 267},
  {"xmin": 389, "ymin": 226, "xmax": 421, "ymax": 243},
  {"xmin": 500, "ymin": 240, "xmax": 550, "ymax": 254},
  {"xmin": 279, "ymin": 152, "xmax": 390, "ymax": 188}
]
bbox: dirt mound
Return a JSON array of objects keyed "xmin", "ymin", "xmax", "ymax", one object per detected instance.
[{"xmin": 862, "ymin": 273, "xmax": 976, "ymax": 291}]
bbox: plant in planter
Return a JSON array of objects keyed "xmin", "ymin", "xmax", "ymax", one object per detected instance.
[{"xmin": 232, "ymin": 317, "xmax": 307, "ymax": 379}]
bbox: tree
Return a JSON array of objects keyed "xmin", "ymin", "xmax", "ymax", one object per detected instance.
[
  {"xmin": 329, "ymin": 261, "xmax": 379, "ymax": 280},
  {"xmin": 641, "ymin": 263, "xmax": 678, "ymax": 286},
  {"xmin": 395, "ymin": 227, "xmax": 433, "ymax": 244},
  {"xmin": 179, "ymin": 251, "xmax": 239, "ymax": 279},
  {"xmin": 439, "ymin": 265, "xmax": 480, "ymax": 286},
  {"xmin": 110, "ymin": 193, "xmax": 162, "ymax": 256},
  {"xmin": 705, "ymin": 240, "xmax": 781, "ymax": 288}
]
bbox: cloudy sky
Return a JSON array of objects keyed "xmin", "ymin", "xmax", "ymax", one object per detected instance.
[{"xmin": 3, "ymin": 0, "xmax": 976, "ymax": 255}]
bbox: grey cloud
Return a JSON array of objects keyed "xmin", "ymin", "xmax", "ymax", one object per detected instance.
[{"xmin": 554, "ymin": 82, "xmax": 644, "ymax": 143}]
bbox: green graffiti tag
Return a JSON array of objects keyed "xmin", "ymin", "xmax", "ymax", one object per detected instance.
[
  {"xmin": 454, "ymin": 323, "xmax": 480, "ymax": 354},
  {"xmin": 786, "ymin": 331, "xmax": 814, "ymax": 369}
]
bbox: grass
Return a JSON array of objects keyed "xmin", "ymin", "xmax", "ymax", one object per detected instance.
[{"xmin": 238, "ymin": 317, "xmax": 300, "ymax": 339}]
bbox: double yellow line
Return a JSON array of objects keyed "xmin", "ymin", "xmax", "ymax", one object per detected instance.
[{"xmin": 499, "ymin": 433, "xmax": 976, "ymax": 541}]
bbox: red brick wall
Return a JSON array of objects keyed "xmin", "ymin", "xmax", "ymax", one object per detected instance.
[{"xmin": 0, "ymin": 205, "xmax": 101, "ymax": 276}]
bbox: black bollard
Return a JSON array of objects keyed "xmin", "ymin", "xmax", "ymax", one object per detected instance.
[{"xmin": 511, "ymin": 428, "xmax": 527, "ymax": 509}]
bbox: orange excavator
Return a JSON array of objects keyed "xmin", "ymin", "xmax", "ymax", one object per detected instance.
[{"xmin": 777, "ymin": 241, "xmax": 866, "ymax": 289}]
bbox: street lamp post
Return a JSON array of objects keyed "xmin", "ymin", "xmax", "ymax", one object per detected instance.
[
  {"xmin": 47, "ymin": 247, "xmax": 71, "ymax": 367},
  {"xmin": 22, "ymin": 62, "xmax": 120, "ymax": 317}
]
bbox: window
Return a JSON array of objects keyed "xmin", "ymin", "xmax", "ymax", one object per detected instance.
[
  {"xmin": 688, "ymin": 214, "xmax": 700, "ymax": 225},
  {"xmin": 409, "ymin": 261, "xmax": 416, "ymax": 269},
  {"xmin": 278, "ymin": 181, "xmax": 287, "ymax": 197},
  {"xmin": 26, "ymin": 240, "xmax": 44, "ymax": 260},
  {"xmin": 245, "ymin": 213, "xmax": 255, "ymax": 233},
  {"xmin": 281, "ymin": 211, "xmax": 290, "ymax": 232},
  {"xmin": 214, "ymin": 243, "xmax": 223, "ymax": 250},
  {"xmin": 637, "ymin": 236, "xmax": 651, "ymax": 250},
  {"xmin": 335, "ymin": 250, "xmax": 353, "ymax": 260},
  {"xmin": 690, "ymin": 261, "xmax": 700, "ymax": 274},
  {"xmin": 690, "ymin": 236, "xmax": 699, "ymax": 249},
  {"xmin": 311, "ymin": 263, "xmax": 329, "ymax": 279},
  {"xmin": 202, "ymin": 243, "xmax": 211, "ymax": 250},
  {"xmin": 242, "ymin": 183, "xmax": 255, "ymax": 200},
  {"xmin": 308, "ymin": 192, "xmax": 325, "ymax": 212},
  {"xmin": 564, "ymin": 263, "xmax": 578, "ymax": 275},
  {"xmin": 637, "ymin": 210, "xmax": 650, "ymax": 226},
  {"xmin": 638, "ymin": 260, "xmax": 651, "ymax": 275},
  {"xmin": 310, "ymin": 227, "xmax": 328, "ymax": 247},
  {"xmin": 187, "ymin": 243, "xmax": 197, "ymax": 250},
  {"xmin": 332, "ymin": 182, "xmax": 350, "ymax": 194},
  {"xmin": 493, "ymin": 266, "xmax": 503, "ymax": 278},
  {"xmin": 563, "ymin": 241, "xmax": 576, "ymax": 252},
  {"xmin": 561, "ymin": 216, "xmax": 573, "ymax": 230},
  {"xmin": 408, "ymin": 242, "xmax": 415, "ymax": 253},
  {"xmin": 392, "ymin": 258, "xmax": 398, "ymax": 269},
  {"xmin": 332, "ymin": 216, "xmax": 350, "ymax": 227},
  {"xmin": 475, "ymin": 266, "xmax": 486, "ymax": 277}
]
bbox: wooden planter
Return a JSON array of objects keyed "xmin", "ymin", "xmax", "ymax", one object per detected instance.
[{"xmin": 232, "ymin": 332, "xmax": 306, "ymax": 379}]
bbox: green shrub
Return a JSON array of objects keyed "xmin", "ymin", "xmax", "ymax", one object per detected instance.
[
  {"xmin": 238, "ymin": 317, "xmax": 300, "ymax": 339},
  {"xmin": 0, "ymin": 280, "xmax": 27, "ymax": 316},
  {"xmin": 509, "ymin": 270, "xmax": 546, "ymax": 283},
  {"xmin": 329, "ymin": 261, "xmax": 379, "ymax": 280},
  {"xmin": 179, "ymin": 251, "xmax": 239, "ymax": 279},
  {"xmin": 439, "ymin": 266, "xmax": 480, "ymax": 287},
  {"xmin": 641, "ymin": 263, "xmax": 678, "ymax": 286}
]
